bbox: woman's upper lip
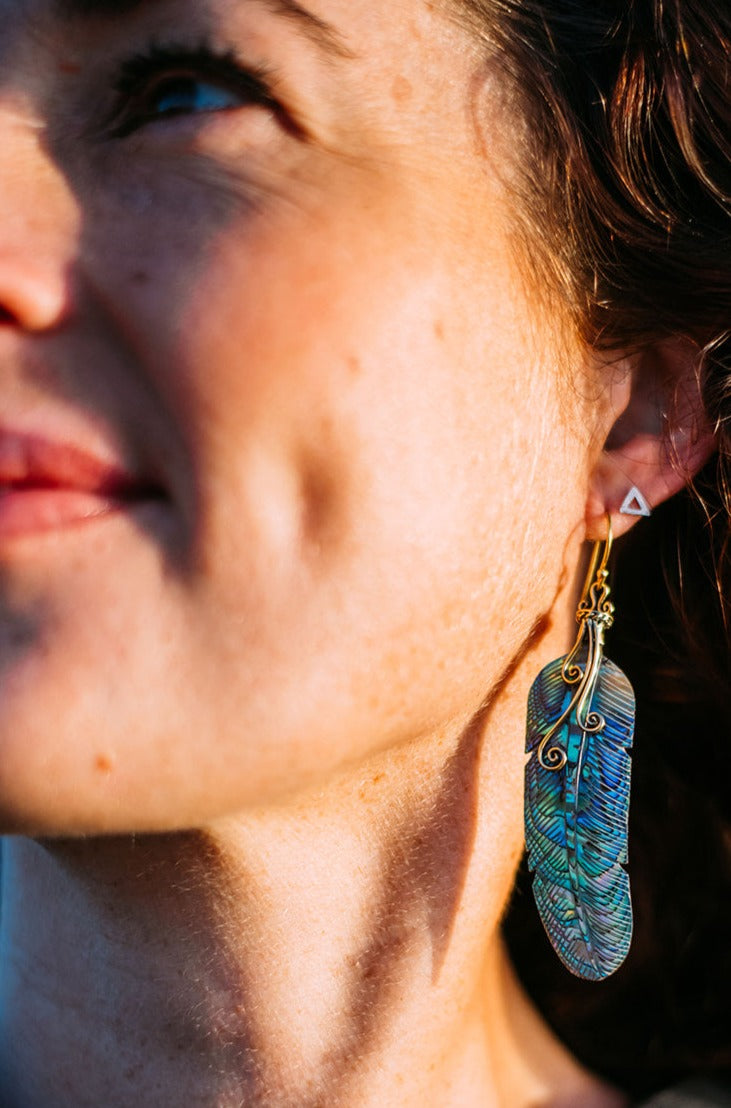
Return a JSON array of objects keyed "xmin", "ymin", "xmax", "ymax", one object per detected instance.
[{"xmin": 0, "ymin": 427, "xmax": 154, "ymax": 498}]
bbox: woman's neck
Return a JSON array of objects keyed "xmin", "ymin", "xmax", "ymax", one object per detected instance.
[{"xmin": 0, "ymin": 683, "xmax": 626, "ymax": 1107}]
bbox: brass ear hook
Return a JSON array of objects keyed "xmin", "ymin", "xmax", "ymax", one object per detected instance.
[{"xmin": 581, "ymin": 513, "xmax": 613, "ymax": 597}]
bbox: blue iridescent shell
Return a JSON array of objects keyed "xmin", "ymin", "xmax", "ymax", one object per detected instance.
[{"xmin": 525, "ymin": 652, "xmax": 635, "ymax": 981}]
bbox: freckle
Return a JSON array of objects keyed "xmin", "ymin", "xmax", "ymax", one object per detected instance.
[
  {"xmin": 346, "ymin": 354, "xmax": 362, "ymax": 378},
  {"xmin": 433, "ymin": 319, "xmax": 445, "ymax": 341},
  {"xmin": 58, "ymin": 61, "xmax": 81, "ymax": 75},
  {"xmin": 391, "ymin": 75, "xmax": 413, "ymax": 105},
  {"xmin": 131, "ymin": 271, "xmax": 150, "ymax": 286},
  {"xmin": 95, "ymin": 754, "xmax": 114, "ymax": 774}
]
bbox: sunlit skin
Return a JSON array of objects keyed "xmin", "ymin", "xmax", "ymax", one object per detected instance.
[{"xmin": 0, "ymin": 0, "xmax": 711, "ymax": 1105}]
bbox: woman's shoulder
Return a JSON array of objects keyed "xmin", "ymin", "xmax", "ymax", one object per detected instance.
[{"xmin": 638, "ymin": 1079, "xmax": 731, "ymax": 1107}]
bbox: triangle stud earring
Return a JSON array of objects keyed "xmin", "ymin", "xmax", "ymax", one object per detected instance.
[{"xmin": 620, "ymin": 487, "xmax": 652, "ymax": 518}]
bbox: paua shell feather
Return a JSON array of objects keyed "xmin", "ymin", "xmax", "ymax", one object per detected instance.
[{"xmin": 525, "ymin": 651, "xmax": 635, "ymax": 981}]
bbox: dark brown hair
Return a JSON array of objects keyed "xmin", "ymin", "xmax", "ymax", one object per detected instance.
[{"xmin": 451, "ymin": 0, "xmax": 731, "ymax": 1097}]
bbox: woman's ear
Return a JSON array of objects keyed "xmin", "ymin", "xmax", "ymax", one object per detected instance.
[{"xmin": 586, "ymin": 337, "xmax": 717, "ymax": 539}]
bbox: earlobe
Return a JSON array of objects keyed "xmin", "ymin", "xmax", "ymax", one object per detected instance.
[{"xmin": 586, "ymin": 339, "xmax": 717, "ymax": 540}]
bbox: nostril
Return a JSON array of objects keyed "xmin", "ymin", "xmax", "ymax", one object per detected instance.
[{"xmin": 0, "ymin": 276, "xmax": 73, "ymax": 331}]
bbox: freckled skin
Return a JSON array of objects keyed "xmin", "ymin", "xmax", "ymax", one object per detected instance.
[
  {"xmin": 0, "ymin": 3, "xmax": 681, "ymax": 1106},
  {"xmin": 0, "ymin": 0, "xmax": 615, "ymax": 836}
]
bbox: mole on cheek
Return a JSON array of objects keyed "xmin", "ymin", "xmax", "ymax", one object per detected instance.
[
  {"xmin": 94, "ymin": 754, "xmax": 114, "ymax": 775},
  {"xmin": 391, "ymin": 76, "xmax": 413, "ymax": 105}
]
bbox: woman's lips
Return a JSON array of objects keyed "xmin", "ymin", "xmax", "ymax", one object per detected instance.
[{"xmin": 0, "ymin": 429, "xmax": 162, "ymax": 540}]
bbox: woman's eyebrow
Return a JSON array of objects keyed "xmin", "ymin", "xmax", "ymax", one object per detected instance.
[{"xmin": 52, "ymin": 0, "xmax": 355, "ymax": 60}]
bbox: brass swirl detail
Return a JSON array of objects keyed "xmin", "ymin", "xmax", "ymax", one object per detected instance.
[{"xmin": 535, "ymin": 517, "xmax": 613, "ymax": 774}]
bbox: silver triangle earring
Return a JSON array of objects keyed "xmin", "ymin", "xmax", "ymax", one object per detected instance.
[{"xmin": 620, "ymin": 486, "xmax": 652, "ymax": 517}]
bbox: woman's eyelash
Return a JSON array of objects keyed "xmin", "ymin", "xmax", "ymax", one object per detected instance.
[{"xmin": 107, "ymin": 39, "xmax": 279, "ymax": 137}]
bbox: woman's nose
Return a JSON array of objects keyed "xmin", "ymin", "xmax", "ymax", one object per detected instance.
[{"xmin": 0, "ymin": 113, "xmax": 80, "ymax": 332}]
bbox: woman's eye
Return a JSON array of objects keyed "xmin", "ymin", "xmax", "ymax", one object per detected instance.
[
  {"xmin": 107, "ymin": 43, "xmax": 279, "ymax": 138},
  {"xmin": 145, "ymin": 76, "xmax": 243, "ymax": 119}
]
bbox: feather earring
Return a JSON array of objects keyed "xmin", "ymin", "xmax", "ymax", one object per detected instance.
[{"xmin": 524, "ymin": 517, "xmax": 635, "ymax": 981}]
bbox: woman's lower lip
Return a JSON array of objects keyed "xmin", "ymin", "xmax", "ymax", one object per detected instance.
[{"xmin": 0, "ymin": 488, "xmax": 131, "ymax": 540}]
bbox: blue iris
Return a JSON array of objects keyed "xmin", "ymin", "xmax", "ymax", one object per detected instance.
[{"xmin": 152, "ymin": 78, "xmax": 240, "ymax": 117}]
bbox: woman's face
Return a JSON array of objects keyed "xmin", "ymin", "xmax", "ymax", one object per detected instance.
[{"xmin": 0, "ymin": 0, "xmax": 607, "ymax": 833}]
